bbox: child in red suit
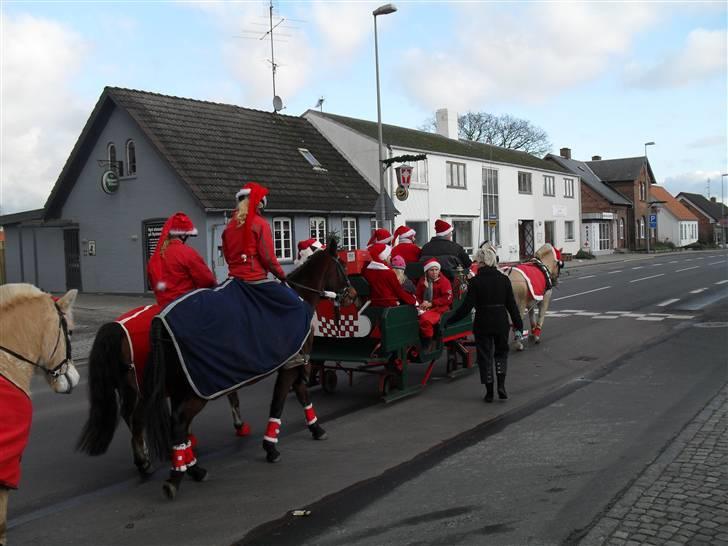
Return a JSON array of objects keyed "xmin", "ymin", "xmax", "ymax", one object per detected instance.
[
  {"xmin": 415, "ymin": 258, "xmax": 453, "ymax": 349},
  {"xmin": 391, "ymin": 225, "xmax": 421, "ymax": 264},
  {"xmin": 363, "ymin": 243, "xmax": 416, "ymax": 307}
]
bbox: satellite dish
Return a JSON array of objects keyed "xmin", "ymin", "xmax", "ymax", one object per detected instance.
[{"xmin": 273, "ymin": 95, "xmax": 283, "ymax": 112}]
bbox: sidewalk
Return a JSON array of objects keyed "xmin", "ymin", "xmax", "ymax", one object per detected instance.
[{"xmin": 582, "ymin": 384, "xmax": 728, "ymax": 545}]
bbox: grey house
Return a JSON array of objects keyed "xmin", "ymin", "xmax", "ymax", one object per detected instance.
[{"xmin": 1, "ymin": 87, "xmax": 381, "ymax": 293}]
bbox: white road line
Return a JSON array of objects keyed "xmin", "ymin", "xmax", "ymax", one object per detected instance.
[
  {"xmin": 576, "ymin": 312, "xmax": 600, "ymax": 316},
  {"xmin": 553, "ymin": 286, "xmax": 611, "ymax": 302},
  {"xmin": 716, "ymin": 280, "xmax": 728, "ymax": 285},
  {"xmin": 578, "ymin": 275, "xmax": 595, "ymax": 279},
  {"xmin": 607, "ymin": 270, "xmax": 623, "ymax": 274},
  {"xmin": 666, "ymin": 314, "xmax": 695, "ymax": 320},
  {"xmin": 708, "ymin": 255, "xmax": 717, "ymax": 258},
  {"xmin": 606, "ymin": 311, "xmax": 629, "ymax": 314},
  {"xmin": 684, "ymin": 259, "xmax": 694, "ymax": 262},
  {"xmin": 622, "ymin": 313, "xmax": 645, "ymax": 318},
  {"xmin": 593, "ymin": 315, "xmax": 618, "ymax": 319},
  {"xmin": 657, "ymin": 298, "xmax": 680, "ymax": 307},
  {"xmin": 651, "ymin": 263, "xmax": 663, "ymax": 267},
  {"xmin": 637, "ymin": 316, "xmax": 664, "ymax": 321},
  {"xmin": 690, "ymin": 288, "xmax": 707, "ymax": 294},
  {"xmin": 669, "ymin": 260, "xmax": 678, "ymax": 264},
  {"xmin": 632, "ymin": 266, "xmax": 644, "ymax": 270},
  {"xmin": 695, "ymin": 257, "xmax": 704, "ymax": 260},
  {"xmin": 560, "ymin": 309, "xmax": 584, "ymax": 313},
  {"xmin": 630, "ymin": 274, "xmax": 665, "ymax": 283},
  {"xmin": 708, "ymin": 260, "xmax": 726, "ymax": 266},
  {"xmin": 546, "ymin": 313, "xmax": 569, "ymax": 317},
  {"xmin": 676, "ymin": 266, "xmax": 699, "ymax": 273}
]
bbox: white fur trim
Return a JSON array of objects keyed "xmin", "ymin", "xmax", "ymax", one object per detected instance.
[
  {"xmin": 263, "ymin": 436, "xmax": 279, "ymax": 443},
  {"xmin": 169, "ymin": 227, "xmax": 198, "ymax": 236},
  {"xmin": 435, "ymin": 227, "xmax": 453, "ymax": 237},
  {"xmin": 236, "ymin": 188, "xmax": 251, "ymax": 200},
  {"xmin": 298, "ymin": 247, "xmax": 314, "ymax": 262},
  {"xmin": 423, "ymin": 260, "xmax": 441, "ymax": 272},
  {"xmin": 379, "ymin": 245, "xmax": 392, "ymax": 261},
  {"xmin": 367, "ymin": 261, "xmax": 390, "ymax": 270},
  {"xmin": 311, "ymin": 240, "xmax": 323, "ymax": 250},
  {"xmin": 156, "ymin": 281, "xmax": 167, "ymax": 291},
  {"xmin": 378, "ymin": 235, "xmax": 393, "ymax": 244}
]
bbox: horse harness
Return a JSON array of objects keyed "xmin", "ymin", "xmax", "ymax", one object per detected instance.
[
  {"xmin": 287, "ymin": 255, "xmax": 353, "ymax": 307},
  {"xmin": 0, "ymin": 301, "xmax": 73, "ymax": 380}
]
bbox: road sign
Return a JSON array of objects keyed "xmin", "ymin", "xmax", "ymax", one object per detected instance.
[{"xmin": 649, "ymin": 214, "xmax": 657, "ymax": 228}]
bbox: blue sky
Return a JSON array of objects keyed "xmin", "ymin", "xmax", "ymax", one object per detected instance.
[{"xmin": 1, "ymin": 1, "xmax": 726, "ymax": 214}]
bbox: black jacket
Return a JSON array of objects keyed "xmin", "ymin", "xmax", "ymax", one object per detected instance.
[
  {"xmin": 447, "ymin": 266, "xmax": 524, "ymax": 335},
  {"xmin": 420, "ymin": 237, "xmax": 472, "ymax": 277}
]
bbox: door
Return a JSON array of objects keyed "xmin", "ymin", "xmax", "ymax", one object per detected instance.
[
  {"xmin": 518, "ymin": 220, "xmax": 534, "ymax": 259},
  {"xmin": 142, "ymin": 219, "xmax": 166, "ymax": 290},
  {"xmin": 544, "ymin": 221, "xmax": 555, "ymax": 246},
  {"xmin": 63, "ymin": 228, "xmax": 82, "ymax": 290}
]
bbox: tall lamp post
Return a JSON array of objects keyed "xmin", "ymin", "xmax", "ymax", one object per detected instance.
[
  {"xmin": 722, "ymin": 173, "xmax": 727, "ymax": 248},
  {"xmin": 644, "ymin": 141, "xmax": 655, "ymax": 253},
  {"xmin": 373, "ymin": 3, "xmax": 397, "ymax": 229}
]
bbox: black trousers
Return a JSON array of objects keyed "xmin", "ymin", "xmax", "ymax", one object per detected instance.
[{"xmin": 474, "ymin": 332, "xmax": 509, "ymax": 384}]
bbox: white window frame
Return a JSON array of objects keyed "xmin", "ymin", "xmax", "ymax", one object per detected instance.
[
  {"xmin": 107, "ymin": 142, "xmax": 122, "ymax": 176},
  {"xmin": 599, "ymin": 221, "xmax": 611, "ymax": 249},
  {"xmin": 446, "ymin": 161, "xmax": 467, "ymax": 189},
  {"xmin": 619, "ymin": 218, "xmax": 625, "ymax": 240},
  {"xmin": 298, "ymin": 148, "xmax": 327, "ymax": 171},
  {"xmin": 518, "ymin": 171, "xmax": 532, "ymax": 194},
  {"xmin": 543, "ymin": 175, "xmax": 555, "ymax": 197},
  {"xmin": 639, "ymin": 217, "xmax": 645, "ymax": 239},
  {"xmin": 309, "ymin": 216, "xmax": 326, "ymax": 243},
  {"xmin": 451, "ymin": 219, "xmax": 474, "ymax": 255},
  {"xmin": 341, "ymin": 217, "xmax": 358, "ymax": 250},
  {"xmin": 272, "ymin": 217, "xmax": 293, "ymax": 261},
  {"xmin": 482, "ymin": 167, "xmax": 499, "ymax": 246},
  {"xmin": 564, "ymin": 177, "xmax": 575, "ymax": 198},
  {"xmin": 411, "ymin": 159, "xmax": 429, "ymax": 186},
  {"xmin": 564, "ymin": 220, "xmax": 575, "ymax": 241},
  {"xmin": 125, "ymin": 139, "xmax": 137, "ymax": 176}
]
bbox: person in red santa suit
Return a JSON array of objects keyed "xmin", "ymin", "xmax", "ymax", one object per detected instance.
[
  {"xmin": 147, "ymin": 212, "xmax": 217, "ymax": 307},
  {"xmin": 295, "ymin": 238, "xmax": 324, "ymax": 265},
  {"xmin": 366, "ymin": 228, "xmax": 393, "ymax": 248},
  {"xmin": 363, "ymin": 243, "xmax": 416, "ymax": 307},
  {"xmin": 415, "ymin": 258, "xmax": 453, "ymax": 352},
  {"xmin": 391, "ymin": 225, "xmax": 421, "ymax": 264}
]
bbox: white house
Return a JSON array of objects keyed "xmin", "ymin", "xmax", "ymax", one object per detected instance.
[
  {"xmin": 305, "ymin": 109, "xmax": 581, "ymax": 262},
  {"xmin": 651, "ymin": 185, "xmax": 699, "ymax": 247}
]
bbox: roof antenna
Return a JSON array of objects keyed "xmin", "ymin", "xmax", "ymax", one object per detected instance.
[
  {"xmin": 707, "ymin": 178, "xmax": 711, "ymax": 199},
  {"xmin": 315, "ymin": 97, "xmax": 325, "ymax": 112}
]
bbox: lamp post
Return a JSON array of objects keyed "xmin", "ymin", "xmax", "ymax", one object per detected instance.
[
  {"xmin": 722, "ymin": 173, "xmax": 727, "ymax": 248},
  {"xmin": 373, "ymin": 3, "xmax": 397, "ymax": 229},
  {"xmin": 644, "ymin": 142, "xmax": 655, "ymax": 253},
  {"xmin": 644, "ymin": 141, "xmax": 655, "ymax": 158}
]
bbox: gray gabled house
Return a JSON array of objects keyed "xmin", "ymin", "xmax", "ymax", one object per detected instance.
[{"xmin": 1, "ymin": 87, "xmax": 381, "ymax": 293}]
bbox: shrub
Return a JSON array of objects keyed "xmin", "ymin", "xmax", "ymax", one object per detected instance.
[{"xmin": 574, "ymin": 249, "xmax": 596, "ymax": 260}]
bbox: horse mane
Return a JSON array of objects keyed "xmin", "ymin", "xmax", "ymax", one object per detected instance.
[
  {"xmin": 288, "ymin": 249, "xmax": 328, "ymax": 283},
  {"xmin": 0, "ymin": 283, "xmax": 46, "ymax": 312}
]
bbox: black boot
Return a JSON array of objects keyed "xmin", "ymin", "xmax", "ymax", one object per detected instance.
[
  {"xmin": 484, "ymin": 382, "xmax": 494, "ymax": 403},
  {"xmin": 496, "ymin": 374, "xmax": 508, "ymax": 400}
]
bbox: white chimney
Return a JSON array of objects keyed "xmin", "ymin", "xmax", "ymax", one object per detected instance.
[{"xmin": 435, "ymin": 108, "xmax": 459, "ymax": 140}]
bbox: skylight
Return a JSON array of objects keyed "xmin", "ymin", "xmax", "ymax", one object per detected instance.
[{"xmin": 298, "ymin": 148, "xmax": 326, "ymax": 171}]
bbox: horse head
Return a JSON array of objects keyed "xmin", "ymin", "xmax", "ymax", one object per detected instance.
[{"xmin": 534, "ymin": 244, "xmax": 562, "ymax": 286}]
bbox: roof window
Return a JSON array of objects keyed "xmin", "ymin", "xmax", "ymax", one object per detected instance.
[{"xmin": 299, "ymin": 148, "xmax": 326, "ymax": 171}]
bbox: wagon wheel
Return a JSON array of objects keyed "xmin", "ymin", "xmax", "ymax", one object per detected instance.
[{"xmin": 322, "ymin": 369, "xmax": 338, "ymax": 394}]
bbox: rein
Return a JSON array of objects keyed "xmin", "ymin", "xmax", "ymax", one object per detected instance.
[{"xmin": 287, "ymin": 255, "xmax": 352, "ymax": 304}]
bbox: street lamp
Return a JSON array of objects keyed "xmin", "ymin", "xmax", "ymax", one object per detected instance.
[
  {"xmin": 722, "ymin": 173, "xmax": 727, "ymax": 248},
  {"xmin": 644, "ymin": 141, "xmax": 655, "ymax": 157},
  {"xmin": 644, "ymin": 142, "xmax": 655, "ymax": 252},
  {"xmin": 373, "ymin": 3, "xmax": 397, "ymax": 229}
]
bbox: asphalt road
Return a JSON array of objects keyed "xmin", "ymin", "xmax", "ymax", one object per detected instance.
[{"xmin": 6, "ymin": 249, "xmax": 728, "ymax": 545}]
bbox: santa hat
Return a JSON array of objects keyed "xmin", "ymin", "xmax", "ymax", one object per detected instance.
[
  {"xmin": 148, "ymin": 212, "xmax": 198, "ymax": 292},
  {"xmin": 393, "ymin": 225, "xmax": 416, "ymax": 243},
  {"xmin": 167, "ymin": 212, "xmax": 198, "ymax": 236},
  {"xmin": 434, "ymin": 219, "xmax": 452, "ymax": 237},
  {"xmin": 423, "ymin": 258, "xmax": 441, "ymax": 272},
  {"xmin": 296, "ymin": 238, "xmax": 324, "ymax": 263},
  {"xmin": 391, "ymin": 255, "xmax": 406, "ymax": 270},
  {"xmin": 368, "ymin": 243, "xmax": 392, "ymax": 263},
  {"xmin": 367, "ymin": 228, "xmax": 393, "ymax": 247}
]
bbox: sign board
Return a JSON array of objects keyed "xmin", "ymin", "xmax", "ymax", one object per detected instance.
[
  {"xmin": 601, "ymin": 212, "xmax": 614, "ymax": 220},
  {"xmin": 100, "ymin": 170, "xmax": 119, "ymax": 194},
  {"xmin": 87, "ymin": 240, "xmax": 96, "ymax": 256},
  {"xmin": 395, "ymin": 186, "xmax": 409, "ymax": 201},
  {"xmin": 488, "ymin": 220, "xmax": 498, "ymax": 227},
  {"xmin": 649, "ymin": 214, "xmax": 657, "ymax": 228},
  {"xmin": 552, "ymin": 205, "xmax": 567, "ymax": 218},
  {"xmin": 395, "ymin": 165, "xmax": 413, "ymax": 189}
]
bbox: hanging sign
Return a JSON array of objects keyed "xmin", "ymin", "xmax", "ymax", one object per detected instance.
[
  {"xmin": 395, "ymin": 165, "xmax": 413, "ymax": 189},
  {"xmin": 100, "ymin": 170, "xmax": 119, "ymax": 194},
  {"xmin": 395, "ymin": 186, "xmax": 409, "ymax": 201}
]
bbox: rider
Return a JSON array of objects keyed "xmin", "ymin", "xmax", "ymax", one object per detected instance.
[
  {"xmin": 147, "ymin": 212, "xmax": 217, "ymax": 307},
  {"xmin": 420, "ymin": 219, "xmax": 472, "ymax": 279},
  {"xmin": 363, "ymin": 243, "xmax": 416, "ymax": 307},
  {"xmin": 415, "ymin": 258, "xmax": 453, "ymax": 352},
  {"xmin": 391, "ymin": 225, "xmax": 421, "ymax": 264}
]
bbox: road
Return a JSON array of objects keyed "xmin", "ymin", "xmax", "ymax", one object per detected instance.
[{"xmin": 6, "ymin": 250, "xmax": 728, "ymax": 545}]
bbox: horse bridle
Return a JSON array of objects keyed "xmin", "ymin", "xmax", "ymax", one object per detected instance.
[
  {"xmin": 287, "ymin": 254, "xmax": 353, "ymax": 306},
  {"xmin": 0, "ymin": 302, "xmax": 73, "ymax": 380}
]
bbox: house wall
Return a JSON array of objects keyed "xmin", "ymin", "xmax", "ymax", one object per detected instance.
[
  {"xmin": 580, "ymin": 184, "xmax": 630, "ymax": 252},
  {"xmin": 2, "ymin": 226, "xmax": 23, "ymax": 283},
  {"xmin": 677, "ymin": 199, "xmax": 714, "ymax": 243},
  {"xmin": 657, "ymin": 212, "xmax": 698, "ymax": 248},
  {"xmin": 609, "ymin": 167, "xmax": 656, "ymax": 251}
]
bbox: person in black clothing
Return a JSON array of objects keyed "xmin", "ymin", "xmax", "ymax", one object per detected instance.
[
  {"xmin": 446, "ymin": 246, "xmax": 524, "ymax": 402},
  {"xmin": 420, "ymin": 219, "xmax": 472, "ymax": 279}
]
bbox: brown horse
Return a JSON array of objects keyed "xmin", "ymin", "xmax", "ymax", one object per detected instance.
[
  {"xmin": 505, "ymin": 243, "xmax": 564, "ymax": 350},
  {"xmin": 0, "ymin": 285, "xmax": 78, "ymax": 545},
  {"xmin": 142, "ymin": 239, "xmax": 356, "ymax": 500}
]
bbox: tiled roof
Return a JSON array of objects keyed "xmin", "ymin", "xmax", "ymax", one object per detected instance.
[
  {"xmin": 545, "ymin": 154, "xmax": 631, "ymax": 206},
  {"xmin": 586, "ymin": 156, "xmax": 655, "ymax": 184},
  {"xmin": 0, "ymin": 208, "xmax": 45, "ymax": 226},
  {"xmin": 307, "ymin": 111, "xmax": 569, "ymax": 174},
  {"xmin": 677, "ymin": 192, "xmax": 728, "ymax": 222},
  {"xmin": 45, "ymin": 87, "xmax": 381, "ymax": 217},
  {"xmin": 650, "ymin": 186, "xmax": 698, "ymax": 221}
]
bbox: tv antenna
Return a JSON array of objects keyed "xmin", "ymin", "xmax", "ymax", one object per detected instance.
[{"xmin": 315, "ymin": 97, "xmax": 325, "ymax": 112}]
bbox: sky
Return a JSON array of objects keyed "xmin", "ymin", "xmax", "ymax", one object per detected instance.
[{"xmin": 1, "ymin": 0, "xmax": 726, "ymax": 215}]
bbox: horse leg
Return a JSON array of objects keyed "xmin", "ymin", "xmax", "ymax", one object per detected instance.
[
  {"xmin": 120, "ymin": 375, "xmax": 151, "ymax": 475},
  {"xmin": 292, "ymin": 364, "xmax": 327, "ymax": 441},
  {"xmin": 227, "ymin": 391, "xmax": 251, "ymax": 437},
  {"xmin": 163, "ymin": 396, "xmax": 207, "ymax": 500},
  {"xmin": 0, "ymin": 487, "xmax": 8, "ymax": 546},
  {"xmin": 533, "ymin": 290, "xmax": 553, "ymax": 344},
  {"xmin": 263, "ymin": 369, "xmax": 298, "ymax": 463}
]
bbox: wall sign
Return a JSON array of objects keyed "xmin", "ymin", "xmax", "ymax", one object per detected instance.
[
  {"xmin": 87, "ymin": 240, "xmax": 96, "ymax": 256},
  {"xmin": 101, "ymin": 170, "xmax": 120, "ymax": 194}
]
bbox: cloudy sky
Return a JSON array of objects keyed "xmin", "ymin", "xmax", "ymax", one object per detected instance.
[{"xmin": 1, "ymin": 1, "xmax": 726, "ymax": 214}]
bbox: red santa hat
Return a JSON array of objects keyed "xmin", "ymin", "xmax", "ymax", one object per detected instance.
[
  {"xmin": 434, "ymin": 219, "xmax": 453, "ymax": 237},
  {"xmin": 167, "ymin": 212, "xmax": 198, "ymax": 236},
  {"xmin": 296, "ymin": 238, "xmax": 324, "ymax": 263},
  {"xmin": 393, "ymin": 225, "xmax": 416, "ymax": 243},
  {"xmin": 368, "ymin": 243, "xmax": 392, "ymax": 264},
  {"xmin": 423, "ymin": 258, "xmax": 441, "ymax": 272},
  {"xmin": 367, "ymin": 228, "xmax": 393, "ymax": 247}
]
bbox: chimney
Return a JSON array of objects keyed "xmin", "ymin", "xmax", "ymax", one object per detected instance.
[
  {"xmin": 711, "ymin": 197, "xmax": 717, "ymax": 203},
  {"xmin": 559, "ymin": 147, "xmax": 572, "ymax": 159},
  {"xmin": 592, "ymin": 155, "xmax": 602, "ymax": 161},
  {"xmin": 435, "ymin": 108, "xmax": 459, "ymax": 140}
]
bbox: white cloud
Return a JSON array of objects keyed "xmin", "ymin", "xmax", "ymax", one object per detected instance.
[
  {"xmin": 624, "ymin": 29, "xmax": 727, "ymax": 88},
  {"xmin": 398, "ymin": 2, "xmax": 660, "ymax": 111},
  {"xmin": 688, "ymin": 135, "xmax": 726, "ymax": 149},
  {"xmin": 310, "ymin": 2, "xmax": 373, "ymax": 62},
  {"xmin": 0, "ymin": 14, "xmax": 90, "ymax": 214},
  {"xmin": 663, "ymin": 170, "xmax": 728, "ymax": 205}
]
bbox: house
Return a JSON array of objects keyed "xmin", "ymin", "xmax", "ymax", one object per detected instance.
[
  {"xmin": 676, "ymin": 192, "xmax": 728, "ymax": 246},
  {"xmin": 304, "ymin": 109, "xmax": 581, "ymax": 262},
  {"xmin": 546, "ymin": 149, "xmax": 631, "ymax": 255},
  {"xmin": 0, "ymin": 87, "xmax": 381, "ymax": 293},
  {"xmin": 650, "ymin": 186, "xmax": 698, "ymax": 247}
]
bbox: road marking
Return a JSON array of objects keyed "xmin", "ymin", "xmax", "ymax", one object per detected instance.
[
  {"xmin": 675, "ymin": 266, "xmax": 699, "ymax": 272},
  {"xmin": 632, "ymin": 266, "xmax": 644, "ymax": 270},
  {"xmin": 630, "ymin": 274, "xmax": 664, "ymax": 283},
  {"xmin": 669, "ymin": 260, "xmax": 678, "ymax": 264},
  {"xmin": 546, "ymin": 313, "xmax": 569, "ymax": 317},
  {"xmin": 578, "ymin": 275, "xmax": 595, "ymax": 279},
  {"xmin": 708, "ymin": 255, "xmax": 717, "ymax": 258},
  {"xmin": 657, "ymin": 298, "xmax": 680, "ymax": 307},
  {"xmin": 651, "ymin": 263, "xmax": 663, "ymax": 267},
  {"xmin": 553, "ymin": 286, "xmax": 611, "ymax": 302},
  {"xmin": 695, "ymin": 257, "xmax": 704, "ymax": 260},
  {"xmin": 690, "ymin": 288, "xmax": 707, "ymax": 294},
  {"xmin": 637, "ymin": 316, "xmax": 664, "ymax": 321},
  {"xmin": 576, "ymin": 312, "xmax": 599, "ymax": 316},
  {"xmin": 666, "ymin": 314, "xmax": 695, "ymax": 320},
  {"xmin": 622, "ymin": 313, "xmax": 645, "ymax": 317},
  {"xmin": 560, "ymin": 309, "xmax": 584, "ymax": 313},
  {"xmin": 607, "ymin": 270, "xmax": 623, "ymax": 274},
  {"xmin": 606, "ymin": 310, "xmax": 629, "ymax": 314},
  {"xmin": 716, "ymin": 280, "xmax": 728, "ymax": 285},
  {"xmin": 684, "ymin": 258, "xmax": 694, "ymax": 262},
  {"xmin": 593, "ymin": 315, "xmax": 618, "ymax": 319},
  {"xmin": 708, "ymin": 260, "xmax": 726, "ymax": 266}
]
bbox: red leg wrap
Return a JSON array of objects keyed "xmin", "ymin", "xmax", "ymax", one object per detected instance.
[
  {"xmin": 171, "ymin": 443, "xmax": 188, "ymax": 472},
  {"xmin": 304, "ymin": 404, "xmax": 317, "ymax": 425},
  {"xmin": 188, "ymin": 433, "xmax": 198, "ymax": 449},
  {"xmin": 533, "ymin": 327, "xmax": 542, "ymax": 337},
  {"xmin": 263, "ymin": 418, "xmax": 281, "ymax": 443},
  {"xmin": 184, "ymin": 441, "xmax": 197, "ymax": 467}
]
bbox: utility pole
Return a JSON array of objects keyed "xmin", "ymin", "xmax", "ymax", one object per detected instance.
[{"xmin": 268, "ymin": 0, "xmax": 277, "ymax": 100}]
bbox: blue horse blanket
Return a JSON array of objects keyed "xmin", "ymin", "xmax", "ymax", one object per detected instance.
[{"xmin": 157, "ymin": 278, "xmax": 313, "ymax": 399}]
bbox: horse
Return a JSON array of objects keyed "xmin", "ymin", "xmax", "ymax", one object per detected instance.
[
  {"xmin": 142, "ymin": 239, "xmax": 356, "ymax": 500},
  {"xmin": 0, "ymin": 285, "xmax": 79, "ymax": 545},
  {"xmin": 504, "ymin": 243, "xmax": 564, "ymax": 350},
  {"xmin": 76, "ymin": 313, "xmax": 251, "ymax": 475}
]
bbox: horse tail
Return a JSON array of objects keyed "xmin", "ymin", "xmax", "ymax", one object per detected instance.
[
  {"xmin": 76, "ymin": 322, "xmax": 125, "ymax": 455},
  {"xmin": 142, "ymin": 317, "xmax": 171, "ymax": 461}
]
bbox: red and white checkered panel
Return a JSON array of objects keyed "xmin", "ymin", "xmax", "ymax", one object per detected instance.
[{"xmin": 315, "ymin": 313, "xmax": 359, "ymax": 338}]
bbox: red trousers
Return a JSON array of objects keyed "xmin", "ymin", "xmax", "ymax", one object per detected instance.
[{"xmin": 419, "ymin": 311, "xmax": 442, "ymax": 338}]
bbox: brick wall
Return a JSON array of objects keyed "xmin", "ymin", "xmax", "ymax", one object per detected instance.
[
  {"xmin": 609, "ymin": 166, "xmax": 656, "ymax": 250},
  {"xmin": 581, "ymin": 184, "xmax": 630, "ymax": 249}
]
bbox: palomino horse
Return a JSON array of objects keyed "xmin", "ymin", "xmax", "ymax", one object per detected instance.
[
  {"xmin": 142, "ymin": 239, "xmax": 356, "ymax": 500},
  {"xmin": 76, "ymin": 318, "xmax": 250, "ymax": 474},
  {"xmin": 504, "ymin": 243, "xmax": 564, "ymax": 350},
  {"xmin": 0, "ymin": 285, "xmax": 79, "ymax": 545}
]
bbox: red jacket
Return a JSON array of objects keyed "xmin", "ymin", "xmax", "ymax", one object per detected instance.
[
  {"xmin": 391, "ymin": 242, "xmax": 421, "ymax": 264},
  {"xmin": 223, "ymin": 214, "xmax": 286, "ymax": 282},
  {"xmin": 363, "ymin": 263, "xmax": 416, "ymax": 307},
  {"xmin": 149, "ymin": 240, "xmax": 216, "ymax": 307},
  {"xmin": 416, "ymin": 275, "xmax": 453, "ymax": 314}
]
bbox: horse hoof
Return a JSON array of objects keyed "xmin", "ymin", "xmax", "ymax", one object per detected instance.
[
  {"xmin": 266, "ymin": 450, "xmax": 281, "ymax": 463},
  {"xmin": 187, "ymin": 465, "xmax": 209, "ymax": 482},
  {"xmin": 309, "ymin": 424, "xmax": 328, "ymax": 441},
  {"xmin": 135, "ymin": 459, "xmax": 152, "ymax": 476},
  {"xmin": 235, "ymin": 422, "xmax": 251, "ymax": 437},
  {"xmin": 534, "ymin": 337, "xmax": 541, "ymax": 344},
  {"xmin": 516, "ymin": 344, "xmax": 524, "ymax": 352},
  {"xmin": 162, "ymin": 481, "xmax": 177, "ymax": 501}
]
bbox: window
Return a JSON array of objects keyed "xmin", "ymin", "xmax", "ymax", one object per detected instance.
[
  {"xmin": 298, "ymin": 148, "xmax": 326, "ymax": 171},
  {"xmin": 544, "ymin": 221, "xmax": 555, "ymax": 246},
  {"xmin": 107, "ymin": 142, "xmax": 122, "ymax": 176},
  {"xmin": 564, "ymin": 177, "xmax": 575, "ymax": 198},
  {"xmin": 619, "ymin": 218, "xmax": 625, "ymax": 240},
  {"xmin": 406, "ymin": 221, "xmax": 428, "ymax": 246},
  {"xmin": 639, "ymin": 182, "xmax": 647, "ymax": 201},
  {"xmin": 639, "ymin": 217, "xmax": 645, "ymax": 239},
  {"xmin": 342, "ymin": 217, "xmax": 358, "ymax": 250},
  {"xmin": 411, "ymin": 159, "xmax": 429, "ymax": 186},
  {"xmin": 272, "ymin": 217, "xmax": 293, "ymax": 261},
  {"xmin": 309, "ymin": 217, "xmax": 326, "ymax": 242},
  {"xmin": 543, "ymin": 175, "xmax": 555, "ymax": 196},
  {"xmin": 452, "ymin": 220, "xmax": 473, "ymax": 255},
  {"xmin": 126, "ymin": 140, "xmax": 136, "ymax": 176},
  {"xmin": 482, "ymin": 168, "xmax": 499, "ymax": 245},
  {"xmin": 446, "ymin": 161, "xmax": 467, "ymax": 189},
  {"xmin": 599, "ymin": 222, "xmax": 612, "ymax": 249},
  {"xmin": 565, "ymin": 220, "xmax": 575, "ymax": 241},
  {"xmin": 518, "ymin": 172, "xmax": 532, "ymax": 194}
]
